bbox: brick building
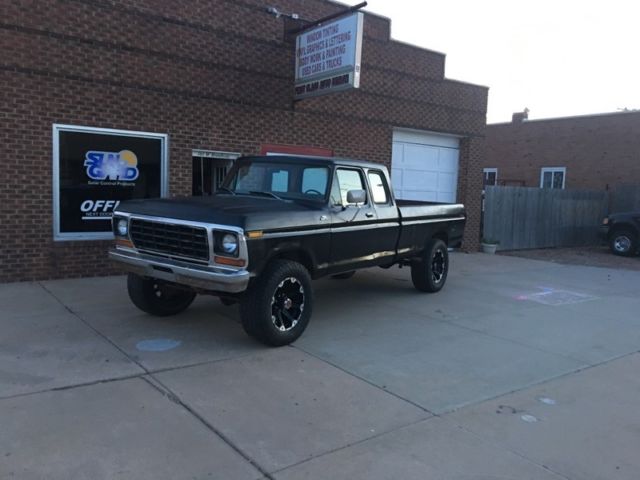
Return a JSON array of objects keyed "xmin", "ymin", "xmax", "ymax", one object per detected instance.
[
  {"xmin": 484, "ymin": 110, "xmax": 640, "ymax": 190},
  {"xmin": 1, "ymin": 0, "xmax": 487, "ymax": 282}
]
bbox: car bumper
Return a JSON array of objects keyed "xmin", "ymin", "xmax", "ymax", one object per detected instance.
[{"xmin": 109, "ymin": 248, "xmax": 250, "ymax": 293}]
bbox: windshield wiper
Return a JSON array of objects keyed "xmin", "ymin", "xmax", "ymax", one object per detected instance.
[
  {"xmin": 216, "ymin": 186, "xmax": 236, "ymax": 195},
  {"xmin": 248, "ymin": 190, "xmax": 283, "ymax": 200}
]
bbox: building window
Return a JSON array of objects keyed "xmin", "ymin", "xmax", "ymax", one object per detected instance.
[
  {"xmin": 192, "ymin": 150, "xmax": 239, "ymax": 196},
  {"xmin": 53, "ymin": 124, "xmax": 168, "ymax": 241},
  {"xmin": 483, "ymin": 168, "xmax": 498, "ymax": 187},
  {"xmin": 540, "ymin": 167, "xmax": 566, "ymax": 189}
]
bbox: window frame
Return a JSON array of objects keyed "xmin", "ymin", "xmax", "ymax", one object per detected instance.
[
  {"xmin": 333, "ymin": 167, "xmax": 369, "ymax": 207},
  {"xmin": 483, "ymin": 167, "xmax": 498, "ymax": 187},
  {"xmin": 540, "ymin": 167, "xmax": 566, "ymax": 189},
  {"xmin": 367, "ymin": 169, "xmax": 392, "ymax": 205}
]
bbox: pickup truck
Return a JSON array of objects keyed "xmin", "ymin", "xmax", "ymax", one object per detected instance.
[
  {"xmin": 599, "ymin": 211, "xmax": 639, "ymax": 256},
  {"xmin": 110, "ymin": 155, "xmax": 466, "ymax": 346}
]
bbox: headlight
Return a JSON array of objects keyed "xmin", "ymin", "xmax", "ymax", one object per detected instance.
[
  {"xmin": 221, "ymin": 233, "xmax": 238, "ymax": 254},
  {"xmin": 117, "ymin": 218, "xmax": 128, "ymax": 236}
]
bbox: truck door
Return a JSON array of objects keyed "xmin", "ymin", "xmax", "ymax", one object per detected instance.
[
  {"xmin": 365, "ymin": 168, "xmax": 401, "ymax": 261},
  {"xmin": 329, "ymin": 168, "xmax": 382, "ymax": 272}
]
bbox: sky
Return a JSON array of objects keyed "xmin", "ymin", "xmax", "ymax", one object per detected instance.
[{"xmin": 337, "ymin": 0, "xmax": 640, "ymax": 123}]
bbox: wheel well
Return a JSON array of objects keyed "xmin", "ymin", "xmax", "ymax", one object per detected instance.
[
  {"xmin": 270, "ymin": 250, "xmax": 314, "ymax": 274},
  {"xmin": 432, "ymin": 231, "xmax": 449, "ymax": 245},
  {"xmin": 609, "ymin": 223, "xmax": 638, "ymax": 238}
]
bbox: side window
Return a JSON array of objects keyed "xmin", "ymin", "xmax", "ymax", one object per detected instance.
[
  {"xmin": 367, "ymin": 171, "xmax": 390, "ymax": 204},
  {"xmin": 336, "ymin": 169, "xmax": 367, "ymax": 205}
]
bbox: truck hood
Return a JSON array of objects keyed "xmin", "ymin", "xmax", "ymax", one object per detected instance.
[{"xmin": 116, "ymin": 194, "xmax": 324, "ymax": 231}]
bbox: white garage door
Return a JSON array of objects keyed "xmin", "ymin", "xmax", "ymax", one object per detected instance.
[{"xmin": 391, "ymin": 129, "xmax": 460, "ymax": 203}]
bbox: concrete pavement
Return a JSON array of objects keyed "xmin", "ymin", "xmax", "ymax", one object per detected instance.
[{"xmin": 1, "ymin": 253, "xmax": 639, "ymax": 479}]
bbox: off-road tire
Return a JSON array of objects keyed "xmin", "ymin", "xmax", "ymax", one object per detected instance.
[
  {"xmin": 240, "ymin": 260, "xmax": 313, "ymax": 347},
  {"xmin": 411, "ymin": 238, "xmax": 449, "ymax": 293},
  {"xmin": 127, "ymin": 273, "xmax": 196, "ymax": 316},
  {"xmin": 609, "ymin": 228, "xmax": 638, "ymax": 257},
  {"xmin": 331, "ymin": 271, "xmax": 356, "ymax": 280}
]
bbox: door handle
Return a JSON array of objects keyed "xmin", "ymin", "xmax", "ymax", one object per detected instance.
[{"xmin": 365, "ymin": 212, "xmax": 374, "ymax": 218}]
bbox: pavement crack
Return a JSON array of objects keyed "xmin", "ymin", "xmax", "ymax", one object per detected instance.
[
  {"xmin": 291, "ymin": 344, "xmax": 436, "ymax": 417},
  {"xmin": 37, "ymin": 281, "xmax": 273, "ymax": 478},
  {"xmin": 141, "ymin": 375, "xmax": 275, "ymax": 480},
  {"xmin": 269, "ymin": 416, "xmax": 438, "ymax": 476},
  {"xmin": 440, "ymin": 416, "xmax": 572, "ymax": 480},
  {"xmin": 38, "ymin": 281, "xmax": 151, "ymax": 376}
]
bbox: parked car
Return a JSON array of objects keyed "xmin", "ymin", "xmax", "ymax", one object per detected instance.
[
  {"xmin": 109, "ymin": 155, "xmax": 466, "ymax": 346},
  {"xmin": 600, "ymin": 212, "xmax": 640, "ymax": 256}
]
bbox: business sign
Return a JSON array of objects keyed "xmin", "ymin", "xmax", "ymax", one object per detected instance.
[
  {"xmin": 53, "ymin": 124, "xmax": 168, "ymax": 240},
  {"xmin": 294, "ymin": 12, "xmax": 364, "ymax": 100}
]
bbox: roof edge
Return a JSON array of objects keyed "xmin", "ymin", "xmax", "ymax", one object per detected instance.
[{"xmin": 489, "ymin": 109, "xmax": 640, "ymax": 126}]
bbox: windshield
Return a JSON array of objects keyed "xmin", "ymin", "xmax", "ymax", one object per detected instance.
[{"xmin": 222, "ymin": 160, "xmax": 330, "ymax": 201}]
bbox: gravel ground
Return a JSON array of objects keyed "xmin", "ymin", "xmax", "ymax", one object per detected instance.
[{"xmin": 499, "ymin": 245, "xmax": 640, "ymax": 271}]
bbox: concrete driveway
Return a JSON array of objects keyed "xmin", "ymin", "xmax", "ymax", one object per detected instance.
[{"xmin": 2, "ymin": 253, "xmax": 639, "ymax": 479}]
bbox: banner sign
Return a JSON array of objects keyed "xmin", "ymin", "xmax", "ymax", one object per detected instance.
[
  {"xmin": 53, "ymin": 125, "xmax": 168, "ymax": 240},
  {"xmin": 294, "ymin": 12, "xmax": 364, "ymax": 100}
]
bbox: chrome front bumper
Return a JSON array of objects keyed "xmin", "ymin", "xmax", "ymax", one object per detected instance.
[{"xmin": 109, "ymin": 248, "xmax": 250, "ymax": 293}]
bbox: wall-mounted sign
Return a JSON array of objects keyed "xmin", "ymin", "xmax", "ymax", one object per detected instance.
[
  {"xmin": 53, "ymin": 124, "xmax": 168, "ymax": 240},
  {"xmin": 294, "ymin": 12, "xmax": 364, "ymax": 100}
]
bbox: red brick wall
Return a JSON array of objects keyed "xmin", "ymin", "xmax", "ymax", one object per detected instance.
[
  {"xmin": 0, "ymin": 0, "xmax": 487, "ymax": 282},
  {"xmin": 485, "ymin": 112, "xmax": 640, "ymax": 190}
]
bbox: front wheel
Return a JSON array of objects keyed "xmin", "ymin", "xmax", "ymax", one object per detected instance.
[
  {"xmin": 411, "ymin": 239, "xmax": 449, "ymax": 293},
  {"xmin": 240, "ymin": 260, "xmax": 313, "ymax": 347},
  {"xmin": 127, "ymin": 274, "xmax": 196, "ymax": 316},
  {"xmin": 609, "ymin": 229, "xmax": 637, "ymax": 257}
]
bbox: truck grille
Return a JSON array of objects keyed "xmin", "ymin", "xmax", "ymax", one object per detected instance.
[{"xmin": 129, "ymin": 219, "xmax": 209, "ymax": 263}]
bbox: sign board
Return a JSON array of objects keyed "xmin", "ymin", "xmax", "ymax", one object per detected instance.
[
  {"xmin": 294, "ymin": 12, "xmax": 363, "ymax": 100},
  {"xmin": 53, "ymin": 124, "xmax": 168, "ymax": 241}
]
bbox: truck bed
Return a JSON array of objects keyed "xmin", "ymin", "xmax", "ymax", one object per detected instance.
[{"xmin": 395, "ymin": 200, "xmax": 466, "ymax": 254}]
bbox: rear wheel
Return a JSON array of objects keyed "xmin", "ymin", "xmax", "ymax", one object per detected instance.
[
  {"xmin": 240, "ymin": 260, "xmax": 313, "ymax": 346},
  {"xmin": 127, "ymin": 274, "xmax": 196, "ymax": 316},
  {"xmin": 411, "ymin": 238, "xmax": 449, "ymax": 293},
  {"xmin": 609, "ymin": 229, "xmax": 637, "ymax": 257}
]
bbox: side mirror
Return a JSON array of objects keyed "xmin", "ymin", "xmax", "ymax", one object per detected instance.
[{"xmin": 346, "ymin": 189, "xmax": 366, "ymax": 205}]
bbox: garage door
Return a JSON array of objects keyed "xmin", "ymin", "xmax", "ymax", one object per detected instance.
[{"xmin": 391, "ymin": 129, "xmax": 460, "ymax": 203}]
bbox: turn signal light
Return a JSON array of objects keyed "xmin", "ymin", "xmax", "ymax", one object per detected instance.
[
  {"xmin": 214, "ymin": 256, "xmax": 246, "ymax": 267},
  {"xmin": 115, "ymin": 238, "xmax": 134, "ymax": 248}
]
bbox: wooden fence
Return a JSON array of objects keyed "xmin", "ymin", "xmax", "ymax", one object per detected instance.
[{"xmin": 483, "ymin": 186, "xmax": 609, "ymax": 250}]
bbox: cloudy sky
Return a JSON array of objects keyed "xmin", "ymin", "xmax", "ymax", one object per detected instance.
[{"xmin": 338, "ymin": 0, "xmax": 640, "ymax": 123}]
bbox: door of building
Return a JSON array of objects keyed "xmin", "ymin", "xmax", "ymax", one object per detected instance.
[
  {"xmin": 192, "ymin": 150, "xmax": 240, "ymax": 196},
  {"xmin": 391, "ymin": 129, "xmax": 460, "ymax": 203}
]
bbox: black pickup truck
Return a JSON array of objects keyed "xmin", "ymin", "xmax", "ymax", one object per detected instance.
[
  {"xmin": 599, "ymin": 211, "xmax": 640, "ymax": 256},
  {"xmin": 110, "ymin": 155, "xmax": 465, "ymax": 346}
]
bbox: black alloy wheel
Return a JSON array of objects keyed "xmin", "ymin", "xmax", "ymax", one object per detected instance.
[
  {"xmin": 411, "ymin": 238, "xmax": 449, "ymax": 293},
  {"xmin": 271, "ymin": 277, "xmax": 305, "ymax": 332},
  {"xmin": 240, "ymin": 259, "xmax": 313, "ymax": 346}
]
